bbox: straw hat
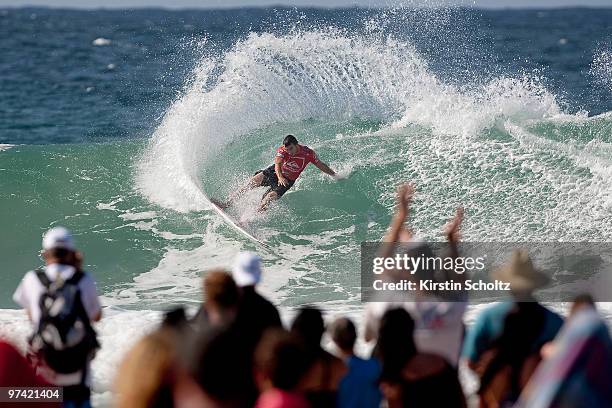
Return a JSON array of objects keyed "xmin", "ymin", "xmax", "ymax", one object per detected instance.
[{"xmin": 491, "ymin": 249, "xmax": 550, "ymax": 292}]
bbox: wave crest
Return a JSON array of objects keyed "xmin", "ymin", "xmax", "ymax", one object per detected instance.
[{"xmin": 138, "ymin": 30, "xmax": 562, "ymax": 212}]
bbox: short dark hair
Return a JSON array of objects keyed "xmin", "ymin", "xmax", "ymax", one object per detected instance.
[
  {"xmin": 204, "ymin": 269, "xmax": 239, "ymax": 309},
  {"xmin": 283, "ymin": 135, "xmax": 298, "ymax": 147},
  {"xmin": 290, "ymin": 306, "xmax": 324, "ymax": 348},
  {"xmin": 255, "ymin": 329, "xmax": 312, "ymax": 390},
  {"xmin": 44, "ymin": 247, "xmax": 73, "ymax": 264},
  {"xmin": 329, "ymin": 317, "xmax": 357, "ymax": 352},
  {"xmin": 572, "ymin": 293, "xmax": 595, "ymax": 307},
  {"xmin": 570, "ymin": 293, "xmax": 596, "ymax": 315}
]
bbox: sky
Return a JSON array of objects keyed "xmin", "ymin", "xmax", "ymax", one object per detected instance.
[{"xmin": 2, "ymin": 0, "xmax": 612, "ymax": 9}]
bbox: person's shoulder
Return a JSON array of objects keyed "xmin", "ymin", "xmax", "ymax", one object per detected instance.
[
  {"xmin": 76, "ymin": 271, "xmax": 98, "ymax": 292},
  {"xmin": 17, "ymin": 269, "xmax": 43, "ymax": 290},
  {"xmin": 249, "ymin": 290, "xmax": 280, "ymax": 314},
  {"xmin": 470, "ymin": 301, "xmax": 512, "ymax": 332},
  {"xmin": 540, "ymin": 304, "xmax": 564, "ymax": 327},
  {"xmin": 246, "ymin": 287, "xmax": 271, "ymax": 302},
  {"xmin": 301, "ymin": 145, "xmax": 315, "ymax": 154},
  {"xmin": 21, "ymin": 269, "xmax": 39, "ymax": 282},
  {"xmin": 481, "ymin": 301, "xmax": 513, "ymax": 319},
  {"xmin": 276, "ymin": 145, "xmax": 286, "ymax": 153},
  {"xmin": 539, "ymin": 303, "xmax": 562, "ymax": 318},
  {"xmin": 12, "ymin": 269, "xmax": 42, "ymax": 304},
  {"xmin": 77, "ymin": 271, "xmax": 96, "ymax": 283}
]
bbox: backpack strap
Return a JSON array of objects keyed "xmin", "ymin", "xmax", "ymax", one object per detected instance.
[
  {"xmin": 66, "ymin": 270, "xmax": 85, "ymax": 285},
  {"xmin": 35, "ymin": 268, "xmax": 83, "ymax": 289},
  {"xmin": 70, "ymin": 286, "xmax": 98, "ymax": 386},
  {"xmin": 34, "ymin": 268, "xmax": 51, "ymax": 288},
  {"xmin": 68, "ymin": 272, "xmax": 99, "ymax": 343}
]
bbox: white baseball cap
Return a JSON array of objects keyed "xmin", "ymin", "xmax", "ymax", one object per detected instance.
[
  {"xmin": 232, "ymin": 251, "xmax": 262, "ymax": 287},
  {"xmin": 42, "ymin": 226, "xmax": 76, "ymax": 251}
]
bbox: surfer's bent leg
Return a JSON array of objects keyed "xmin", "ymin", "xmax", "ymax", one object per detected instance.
[
  {"xmin": 257, "ymin": 172, "xmax": 294, "ymax": 211},
  {"xmin": 226, "ymin": 171, "xmax": 266, "ymax": 205},
  {"xmin": 258, "ymin": 191, "xmax": 279, "ymax": 211},
  {"xmin": 250, "ymin": 171, "xmax": 265, "ymax": 187}
]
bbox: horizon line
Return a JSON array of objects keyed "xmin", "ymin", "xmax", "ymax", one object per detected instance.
[{"xmin": 3, "ymin": 4, "xmax": 612, "ymax": 11}]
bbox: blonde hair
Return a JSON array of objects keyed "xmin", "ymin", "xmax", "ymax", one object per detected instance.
[{"xmin": 114, "ymin": 328, "xmax": 178, "ymax": 408}]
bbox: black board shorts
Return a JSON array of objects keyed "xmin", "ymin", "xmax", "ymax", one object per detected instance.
[{"xmin": 255, "ymin": 165, "xmax": 295, "ymax": 197}]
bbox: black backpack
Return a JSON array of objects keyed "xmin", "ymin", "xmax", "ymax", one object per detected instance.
[{"xmin": 29, "ymin": 268, "xmax": 100, "ymax": 374}]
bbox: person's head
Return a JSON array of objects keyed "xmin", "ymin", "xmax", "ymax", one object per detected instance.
[
  {"xmin": 395, "ymin": 240, "xmax": 437, "ymax": 282},
  {"xmin": 162, "ymin": 307, "xmax": 188, "ymax": 330},
  {"xmin": 115, "ymin": 327, "xmax": 178, "ymax": 408},
  {"xmin": 491, "ymin": 250, "xmax": 550, "ymax": 300},
  {"xmin": 41, "ymin": 226, "xmax": 77, "ymax": 266},
  {"xmin": 570, "ymin": 293, "xmax": 596, "ymax": 317},
  {"xmin": 329, "ymin": 317, "xmax": 357, "ymax": 355},
  {"xmin": 283, "ymin": 134, "xmax": 299, "ymax": 155},
  {"xmin": 376, "ymin": 308, "xmax": 417, "ymax": 381},
  {"xmin": 290, "ymin": 306, "xmax": 325, "ymax": 349},
  {"xmin": 190, "ymin": 324, "xmax": 255, "ymax": 404},
  {"xmin": 254, "ymin": 328, "xmax": 313, "ymax": 392},
  {"xmin": 203, "ymin": 269, "xmax": 240, "ymax": 325},
  {"xmin": 232, "ymin": 252, "xmax": 262, "ymax": 288}
]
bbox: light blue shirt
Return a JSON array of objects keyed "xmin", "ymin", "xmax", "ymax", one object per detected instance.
[{"xmin": 462, "ymin": 301, "xmax": 563, "ymax": 363}]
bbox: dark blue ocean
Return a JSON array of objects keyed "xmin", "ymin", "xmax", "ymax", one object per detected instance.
[{"xmin": 1, "ymin": 7, "xmax": 610, "ymax": 145}]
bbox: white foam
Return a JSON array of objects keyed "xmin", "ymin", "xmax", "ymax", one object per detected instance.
[
  {"xmin": 592, "ymin": 48, "xmax": 612, "ymax": 91},
  {"xmin": 137, "ymin": 31, "xmax": 429, "ymax": 212},
  {"xmin": 137, "ymin": 30, "xmax": 564, "ymax": 214},
  {"xmin": 95, "ymin": 197, "xmax": 124, "ymax": 212},
  {"xmin": 100, "ymin": 218, "xmax": 292, "ymax": 308},
  {"xmin": 118, "ymin": 211, "xmax": 158, "ymax": 221},
  {"xmin": 92, "ymin": 38, "xmax": 111, "ymax": 46},
  {"xmin": 0, "ymin": 144, "xmax": 15, "ymax": 152}
]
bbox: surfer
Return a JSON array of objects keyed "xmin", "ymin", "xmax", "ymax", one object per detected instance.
[{"xmin": 223, "ymin": 135, "xmax": 338, "ymax": 211}]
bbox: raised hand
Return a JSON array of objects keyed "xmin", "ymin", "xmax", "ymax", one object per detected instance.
[
  {"xmin": 396, "ymin": 183, "xmax": 415, "ymax": 217},
  {"xmin": 444, "ymin": 207, "xmax": 464, "ymax": 243}
]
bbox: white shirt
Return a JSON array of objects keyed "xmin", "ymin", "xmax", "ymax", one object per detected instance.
[
  {"xmin": 364, "ymin": 296, "xmax": 467, "ymax": 366},
  {"xmin": 12, "ymin": 263, "xmax": 102, "ymax": 385}
]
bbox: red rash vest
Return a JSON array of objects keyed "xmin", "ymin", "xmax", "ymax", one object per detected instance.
[{"xmin": 275, "ymin": 144, "xmax": 320, "ymax": 181}]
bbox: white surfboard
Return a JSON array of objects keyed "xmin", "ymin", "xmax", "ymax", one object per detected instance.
[{"xmin": 207, "ymin": 198, "xmax": 274, "ymax": 252}]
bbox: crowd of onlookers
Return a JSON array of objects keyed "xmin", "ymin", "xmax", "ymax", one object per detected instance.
[{"xmin": 1, "ymin": 184, "xmax": 612, "ymax": 408}]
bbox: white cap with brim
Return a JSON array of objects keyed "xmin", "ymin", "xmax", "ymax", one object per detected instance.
[
  {"xmin": 42, "ymin": 226, "xmax": 76, "ymax": 251},
  {"xmin": 232, "ymin": 251, "xmax": 262, "ymax": 287},
  {"xmin": 491, "ymin": 249, "xmax": 550, "ymax": 292}
]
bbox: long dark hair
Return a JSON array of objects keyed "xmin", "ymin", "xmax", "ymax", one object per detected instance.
[
  {"xmin": 375, "ymin": 308, "xmax": 417, "ymax": 382},
  {"xmin": 291, "ymin": 306, "xmax": 325, "ymax": 350},
  {"xmin": 479, "ymin": 302, "xmax": 546, "ymax": 398}
]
